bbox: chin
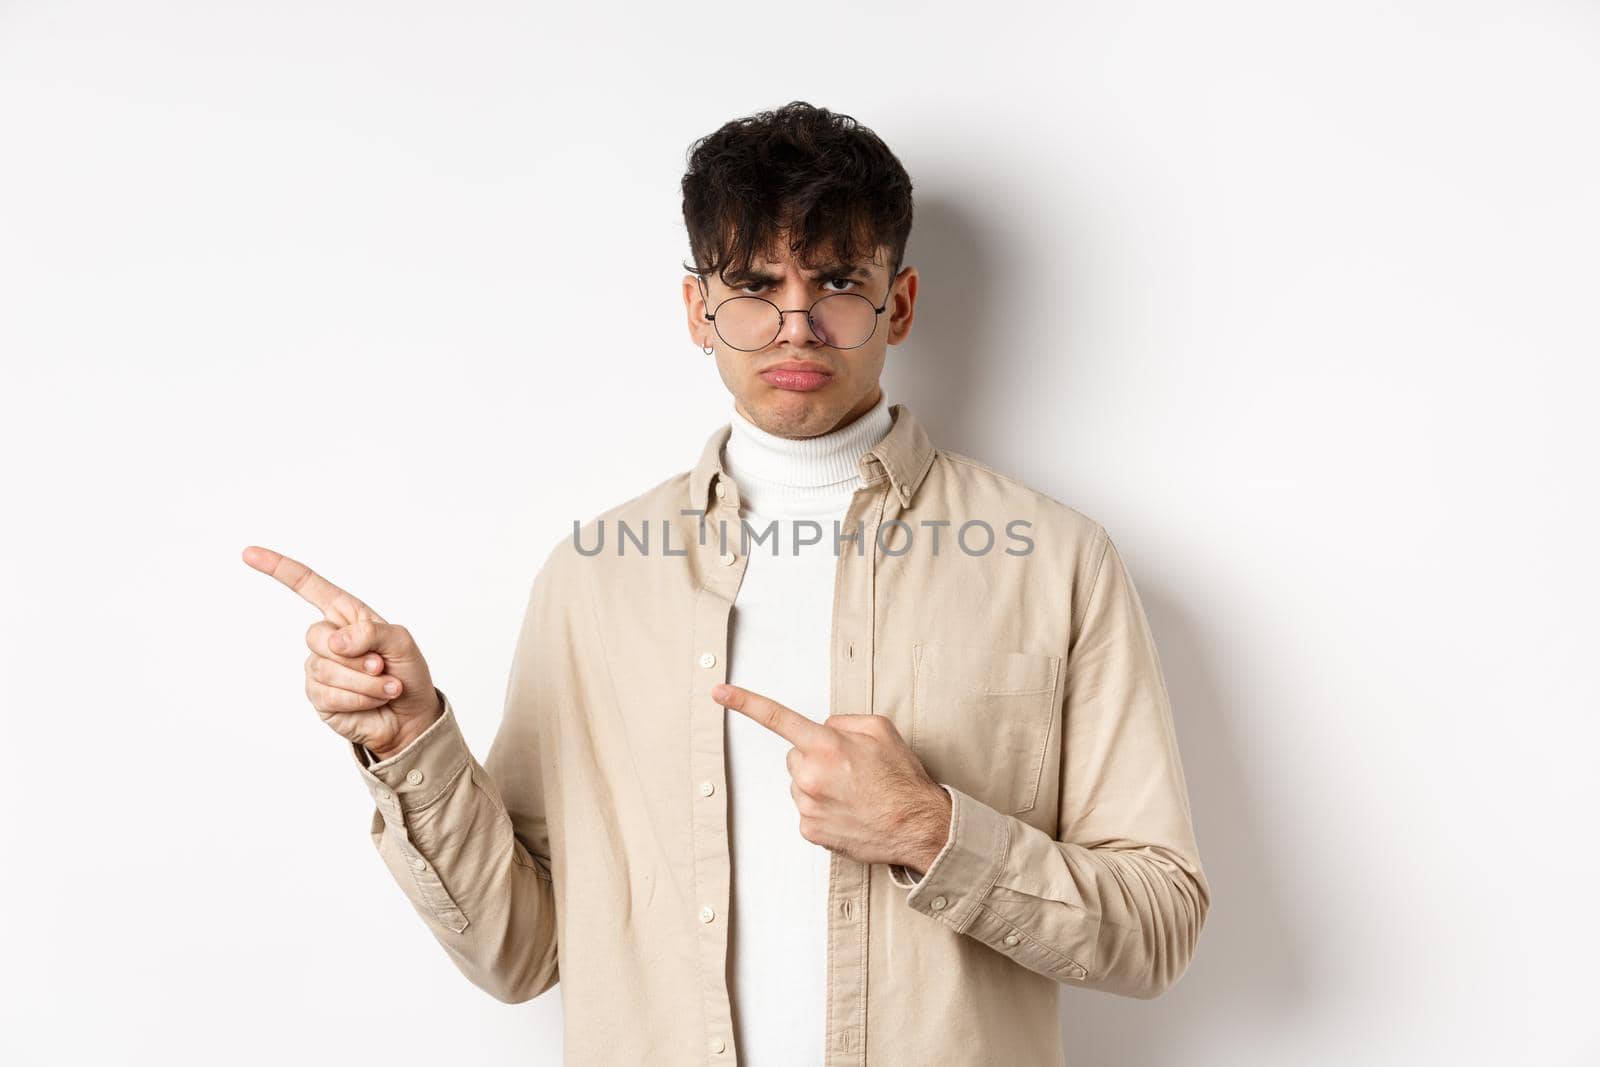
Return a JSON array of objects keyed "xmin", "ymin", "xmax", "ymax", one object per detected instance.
[{"xmin": 745, "ymin": 389, "xmax": 842, "ymax": 435}]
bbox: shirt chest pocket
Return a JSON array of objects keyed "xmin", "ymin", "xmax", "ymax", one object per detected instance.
[{"xmin": 909, "ymin": 642, "xmax": 1063, "ymax": 816}]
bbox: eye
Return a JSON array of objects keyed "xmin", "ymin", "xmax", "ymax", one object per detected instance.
[{"xmin": 730, "ymin": 276, "xmax": 860, "ymax": 296}]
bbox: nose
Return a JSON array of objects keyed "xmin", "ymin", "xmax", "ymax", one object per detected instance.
[
  {"xmin": 775, "ymin": 310, "xmax": 820, "ymax": 347},
  {"xmin": 773, "ymin": 286, "xmax": 822, "ymax": 348}
]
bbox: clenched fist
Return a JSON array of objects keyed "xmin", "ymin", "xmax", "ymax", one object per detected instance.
[{"xmin": 242, "ymin": 545, "xmax": 442, "ymax": 761}]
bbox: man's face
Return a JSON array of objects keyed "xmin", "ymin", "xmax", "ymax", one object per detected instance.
[{"xmin": 683, "ymin": 240, "xmax": 919, "ymax": 438}]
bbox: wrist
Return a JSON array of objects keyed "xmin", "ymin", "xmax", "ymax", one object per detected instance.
[
  {"xmin": 369, "ymin": 747, "xmax": 397, "ymax": 764},
  {"xmin": 900, "ymin": 783, "xmax": 953, "ymax": 874},
  {"xmin": 368, "ymin": 690, "xmax": 444, "ymax": 763}
]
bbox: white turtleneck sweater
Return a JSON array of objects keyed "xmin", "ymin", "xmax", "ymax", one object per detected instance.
[{"xmin": 718, "ymin": 392, "xmax": 894, "ymax": 1065}]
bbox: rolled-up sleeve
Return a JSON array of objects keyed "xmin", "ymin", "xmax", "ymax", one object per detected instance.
[{"xmin": 889, "ymin": 526, "xmax": 1210, "ymax": 998}]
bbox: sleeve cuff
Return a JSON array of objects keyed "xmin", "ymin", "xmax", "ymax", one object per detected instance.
[
  {"xmin": 895, "ymin": 783, "xmax": 1012, "ymax": 933},
  {"xmin": 348, "ymin": 687, "xmax": 468, "ymax": 816}
]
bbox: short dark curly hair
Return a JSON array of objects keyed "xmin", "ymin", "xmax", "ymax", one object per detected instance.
[{"xmin": 681, "ymin": 100, "xmax": 914, "ymax": 289}]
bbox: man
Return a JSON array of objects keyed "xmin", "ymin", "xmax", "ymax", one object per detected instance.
[{"xmin": 244, "ymin": 100, "xmax": 1208, "ymax": 1066}]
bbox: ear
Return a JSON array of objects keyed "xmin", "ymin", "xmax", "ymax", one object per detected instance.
[
  {"xmin": 683, "ymin": 273, "xmax": 712, "ymax": 348},
  {"xmin": 886, "ymin": 264, "xmax": 918, "ymax": 345}
]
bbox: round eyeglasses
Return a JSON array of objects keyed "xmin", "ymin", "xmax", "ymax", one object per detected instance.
[{"xmin": 700, "ymin": 278, "xmax": 892, "ymax": 352}]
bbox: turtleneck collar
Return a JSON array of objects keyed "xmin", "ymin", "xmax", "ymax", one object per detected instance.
[{"xmin": 720, "ymin": 393, "xmax": 893, "ymax": 519}]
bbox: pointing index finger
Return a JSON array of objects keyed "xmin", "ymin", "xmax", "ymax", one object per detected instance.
[
  {"xmin": 711, "ymin": 683, "xmax": 831, "ymax": 750},
  {"xmin": 242, "ymin": 544, "xmax": 375, "ymax": 621}
]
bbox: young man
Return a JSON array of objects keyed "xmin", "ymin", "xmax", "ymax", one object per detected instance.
[{"xmin": 244, "ymin": 101, "xmax": 1209, "ymax": 1066}]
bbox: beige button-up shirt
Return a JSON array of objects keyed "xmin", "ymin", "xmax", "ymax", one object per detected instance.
[{"xmin": 350, "ymin": 401, "xmax": 1209, "ymax": 1066}]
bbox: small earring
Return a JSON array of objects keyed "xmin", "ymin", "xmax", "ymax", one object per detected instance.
[{"xmin": 702, "ymin": 343, "xmax": 715, "ymax": 355}]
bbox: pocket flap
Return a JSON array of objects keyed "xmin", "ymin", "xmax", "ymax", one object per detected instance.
[{"xmin": 914, "ymin": 642, "xmax": 1060, "ymax": 695}]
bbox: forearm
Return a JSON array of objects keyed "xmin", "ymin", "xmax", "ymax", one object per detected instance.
[
  {"xmin": 354, "ymin": 687, "xmax": 559, "ymax": 1003},
  {"xmin": 890, "ymin": 783, "xmax": 1208, "ymax": 997}
]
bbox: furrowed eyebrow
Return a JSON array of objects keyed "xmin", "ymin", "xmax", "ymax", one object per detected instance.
[{"xmin": 722, "ymin": 263, "xmax": 873, "ymax": 286}]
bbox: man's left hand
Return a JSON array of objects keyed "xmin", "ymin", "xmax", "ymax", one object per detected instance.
[{"xmin": 710, "ymin": 682, "xmax": 953, "ymax": 874}]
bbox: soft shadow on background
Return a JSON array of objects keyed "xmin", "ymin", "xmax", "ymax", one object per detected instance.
[{"xmin": 894, "ymin": 197, "xmax": 1301, "ymax": 1063}]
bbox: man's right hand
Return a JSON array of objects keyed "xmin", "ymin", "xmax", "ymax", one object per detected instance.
[{"xmin": 242, "ymin": 545, "xmax": 442, "ymax": 761}]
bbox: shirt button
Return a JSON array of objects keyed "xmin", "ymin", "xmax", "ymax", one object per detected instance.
[
  {"xmin": 930, "ymin": 895, "xmax": 948, "ymax": 911},
  {"xmin": 1004, "ymin": 932, "xmax": 1021, "ymax": 946},
  {"xmin": 375, "ymin": 787, "xmax": 392, "ymax": 802},
  {"xmin": 410, "ymin": 856, "xmax": 428, "ymax": 872},
  {"xmin": 710, "ymin": 1036, "xmax": 727, "ymax": 1054},
  {"xmin": 700, "ymin": 905, "xmax": 716, "ymax": 923},
  {"xmin": 699, "ymin": 779, "xmax": 716, "ymax": 796},
  {"xmin": 720, "ymin": 550, "xmax": 736, "ymax": 566},
  {"xmin": 714, "ymin": 481, "xmax": 727, "ymax": 499},
  {"xmin": 405, "ymin": 769, "xmax": 424, "ymax": 785},
  {"xmin": 699, "ymin": 651, "xmax": 717, "ymax": 668}
]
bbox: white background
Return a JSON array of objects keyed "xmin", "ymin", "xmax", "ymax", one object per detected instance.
[{"xmin": 2, "ymin": 2, "xmax": 1596, "ymax": 1064}]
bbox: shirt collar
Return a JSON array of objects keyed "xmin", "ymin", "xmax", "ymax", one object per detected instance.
[{"xmin": 689, "ymin": 401, "xmax": 936, "ymax": 514}]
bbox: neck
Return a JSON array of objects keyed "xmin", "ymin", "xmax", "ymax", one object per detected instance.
[{"xmin": 721, "ymin": 395, "xmax": 893, "ymax": 518}]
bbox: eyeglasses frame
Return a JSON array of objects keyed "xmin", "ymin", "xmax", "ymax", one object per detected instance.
[{"xmin": 697, "ymin": 264, "xmax": 899, "ymax": 352}]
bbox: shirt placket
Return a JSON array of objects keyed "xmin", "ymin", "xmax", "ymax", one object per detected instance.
[
  {"xmin": 824, "ymin": 465, "xmax": 892, "ymax": 1067},
  {"xmin": 689, "ymin": 472, "xmax": 751, "ymax": 1064}
]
